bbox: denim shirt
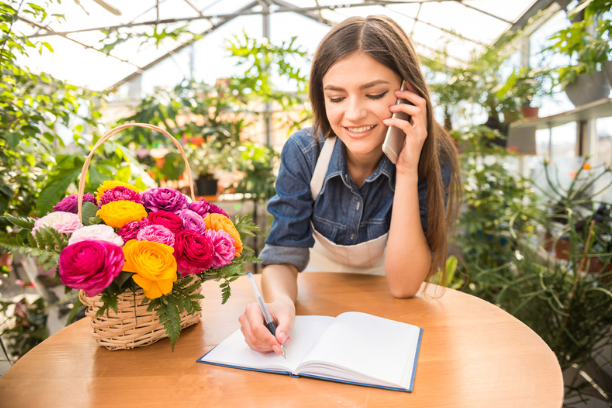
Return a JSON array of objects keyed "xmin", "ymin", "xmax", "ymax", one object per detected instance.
[{"xmin": 259, "ymin": 127, "xmax": 446, "ymax": 271}]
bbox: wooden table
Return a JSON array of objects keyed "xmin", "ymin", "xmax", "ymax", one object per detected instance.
[{"xmin": 0, "ymin": 273, "xmax": 563, "ymax": 408}]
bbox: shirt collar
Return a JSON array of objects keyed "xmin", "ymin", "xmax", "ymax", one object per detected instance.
[{"xmin": 324, "ymin": 137, "xmax": 396, "ymax": 192}]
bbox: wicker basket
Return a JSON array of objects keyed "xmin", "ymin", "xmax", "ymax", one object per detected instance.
[
  {"xmin": 75, "ymin": 123, "xmax": 200, "ymax": 350},
  {"xmin": 79, "ymin": 288, "xmax": 202, "ymax": 350}
]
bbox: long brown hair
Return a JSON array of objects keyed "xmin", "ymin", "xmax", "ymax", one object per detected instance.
[{"xmin": 309, "ymin": 15, "xmax": 461, "ymax": 284}]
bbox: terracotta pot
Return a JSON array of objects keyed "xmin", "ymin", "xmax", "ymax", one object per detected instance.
[{"xmin": 520, "ymin": 106, "xmax": 539, "ymax": 118}]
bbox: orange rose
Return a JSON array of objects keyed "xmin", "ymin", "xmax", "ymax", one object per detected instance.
[{"xmin": 203, "ymin": 213, "xmax": 243, "ymax": 256}]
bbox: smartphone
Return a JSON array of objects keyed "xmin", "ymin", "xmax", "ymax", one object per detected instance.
[{"xmin": 382, "ymin": 80, "xmax": 411, "ymax": 164}]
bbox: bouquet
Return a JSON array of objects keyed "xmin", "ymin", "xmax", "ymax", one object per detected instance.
[
  {"xmin": 0, "ymin": 180, "xmax": 261, "ymax": 349},
  {"xmin": 1, "ymin": 123, "xmax": 263, "ymax": 350}
]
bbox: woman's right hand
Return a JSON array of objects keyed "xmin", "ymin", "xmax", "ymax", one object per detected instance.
[{"xmin": 238, "ymin": 297, "xmax": 295, "ymax": 355}]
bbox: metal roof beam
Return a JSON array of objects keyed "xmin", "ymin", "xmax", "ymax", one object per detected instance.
[{"xmin": 106, "ymin": 0, "xmax": 260, "ymax": 91}]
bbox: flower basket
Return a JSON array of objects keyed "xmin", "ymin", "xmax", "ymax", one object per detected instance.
[
  {"xmin": 0, "ymin": 123, "xmax": 262, "ymax": 351},
  {"xmin": 79, "ymin": 288, "xmax": 202, "ymax": 350}
]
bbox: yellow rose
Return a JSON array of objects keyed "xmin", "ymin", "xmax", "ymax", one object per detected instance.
[
  {"xmin": 97, "ymin": 200, "xmax": 148, "ymax": 229},
  {"xmin": 122, "ymin": 240, "xmax": 178, "ymax": 299},
  {"xmin": 95, "ymin": 180, "xmax": 140, "ymax": 200},
  {"xmin": 203, "ymin": 213, "xmax": 243, "ymax": 256}
]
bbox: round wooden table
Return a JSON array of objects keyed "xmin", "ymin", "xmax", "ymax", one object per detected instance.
[{"xmin": 0, "ymin": 273, "xmax": 563, "ymax": 407}]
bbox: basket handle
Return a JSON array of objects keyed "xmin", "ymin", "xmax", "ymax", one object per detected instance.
[{"xmin": 77, "ymin": 123, "xmax": 196, "ymax": 222}]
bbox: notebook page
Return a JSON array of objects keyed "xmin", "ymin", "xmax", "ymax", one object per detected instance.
[
  {"xmin": 200, "ymin": 316, "xmax": 334, "ymax": 374},
  {"xmin": 297, "ymin": 312, "xmax": 420, "ymax": 388}
]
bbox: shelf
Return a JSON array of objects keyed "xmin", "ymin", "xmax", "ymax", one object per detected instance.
[{"xmin": 510, "ymin": 98, "xmax": 612, "ymax": 131}]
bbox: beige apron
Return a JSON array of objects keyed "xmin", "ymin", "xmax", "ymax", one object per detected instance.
[{"xmin": 304, "ymin": 137, "xmax": 388, "ymax": 275}]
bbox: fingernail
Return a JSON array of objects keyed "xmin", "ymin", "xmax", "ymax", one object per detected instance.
[
  {"xmin": 383, "ymin": 119, "xmax": 391, "ymax": 125},
  {"xmin": 278, "ymin": 331, "xmax": 288, "ymax": 344},
  {"xmin": 395, "ymin": 90, "xmax": 403, "ymax": 95},
  {"xmin": 272, "ymin": 345, "xmax": 281, "ymax": 354},
  {"xmin": 389, "ymin": 105, "xmax": 398, "ymax": 111},
  {"xmin": 284, "ymin": 337, "xmax": 291, "ymax": 345}
]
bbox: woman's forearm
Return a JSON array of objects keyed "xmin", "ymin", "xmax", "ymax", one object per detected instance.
[
  {"xmin": 385, "ymin": 173, "xmax": 431, "ymax": 298},
  {"xmin": 261, "ymin": 264, "xmax": 299, "ymax": 304}
]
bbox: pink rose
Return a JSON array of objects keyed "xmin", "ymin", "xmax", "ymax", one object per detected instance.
[
  {"xmin": 117, "ymin": 219, "xmax": 151, "ymax": 242},
  {"xmin": 148, "ymin": 211, "xmax": 183, "ymax": 233},
  {"xmin": 137, "ymin": 225, "xmax": 175, "ymax": 247},
  {"xmin": 204, "ymin": 229, "xmax": 235, "ymax": 269},
  {"xmin": 68, "ymin": 225, "xmax": 124, "ymax": 247},
  {"xmin": 178, "ymin": 209, "xmax": 206, "ymax": 233},
  {"xmin": 98, "ymin": 186, "xmax": 142, "ymax": 208},
  {"xmin": 173, "ymin": 230, "xmax": 213, "ymax": 276},
  {"xmin": 59, "ymin": 240, "xmax": 124, "ymax": 297},
  {"xmin": 33, "ymin": 211, "xmax": 83, "ymax": 235}
]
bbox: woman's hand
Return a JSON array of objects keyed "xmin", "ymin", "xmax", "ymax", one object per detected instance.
[
  {"xmin": 383, "ymin": 85, "xmax": 428, "ymax": 177},
  {"xmin": 238, "ymin": 297, "xmax": 295, "ymax": 354}
]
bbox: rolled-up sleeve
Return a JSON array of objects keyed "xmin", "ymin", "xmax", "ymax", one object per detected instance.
[{"xmin": 260, "ymin": 135, "xmax": 316, "ymax": 271}]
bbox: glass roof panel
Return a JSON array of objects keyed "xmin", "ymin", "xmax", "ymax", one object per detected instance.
[{"xmin": 14, "ymin": 0, "xmax": 545, "ymax": 91}]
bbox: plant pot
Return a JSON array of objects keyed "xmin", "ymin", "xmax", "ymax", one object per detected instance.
[
  {"xmin": 564, "ymin": 71, "xmax": 611, "ymax": 107},
  {"xmin": 520, "ymin": 106, "xmax": 539, "ymax": 118},
  {"xmin": 196, "ymin": 176, "xmax": 218, "ymax": 196}
]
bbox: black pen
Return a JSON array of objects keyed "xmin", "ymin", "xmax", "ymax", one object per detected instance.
[{"xmin": 246, "ymin": 272, "xmax": 286, "ymax": 358}]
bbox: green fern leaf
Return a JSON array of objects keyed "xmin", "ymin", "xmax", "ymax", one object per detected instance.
[
  {"xmin": 157, "ymin": 297, "xmax": 181, "ymax": 351},
  {"xmin": 3, "ymin": 215, "xmax": 36, "ymax": 230}
]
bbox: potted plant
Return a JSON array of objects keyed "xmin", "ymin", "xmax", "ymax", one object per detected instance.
[
  {"xmin": 495, "ymin": 67, "xmax": 554, "ymax": 119},
  {"xmin": 184, "ymin": 142, "xmax": 228, "ymax": 196},
  {"xmin": 547, "ymin": 1, "xmax": 611, "ymax": 107}
]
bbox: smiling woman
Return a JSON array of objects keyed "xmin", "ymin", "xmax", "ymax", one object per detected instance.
[{"xmin": 238, "ymin": 15, "xmax": 462, "ymax": 357}]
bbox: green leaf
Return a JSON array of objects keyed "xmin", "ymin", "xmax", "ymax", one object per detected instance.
[
  {"xmin": 115, "ymin": 272, "xmax": 134, "ymax": 289},
  {"xmin": 81, "ymin": 201, "xmax": 99, "ymax": 226},
  {"xmin": 6, "ymin": 132, "xmax": 20, "ymax": 148},
  {"xmin": 88, "ymin": 165, "xmax": 111, "ymax": 188},
  {"xmin": 37, "ymin": 168, "xmax": 82, "ymax": 217},
  {"xmin": 3, "ymin": 214, "xmax": 36, "ymax": 230},
  {"xmin": 0, "ymin": 183, "xmax": 13, "ymax": 198}
]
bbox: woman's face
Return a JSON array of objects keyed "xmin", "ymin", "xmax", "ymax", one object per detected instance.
[{"xmin": 322, "ymin": 51, "xmax": 402, "ymax": 163}]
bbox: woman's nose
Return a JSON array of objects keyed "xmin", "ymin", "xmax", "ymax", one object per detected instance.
[{"xmin": 344, "ymin": 98, "xmax": 367, "ymax": 122}]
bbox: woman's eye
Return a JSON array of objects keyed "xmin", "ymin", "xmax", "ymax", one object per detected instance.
[
  {"xmin": 328, "ymin": 97, "xmax": 344, "ymax": 103},
  {"xmin": 367, "ymin": 91, "xmax": 388, "ymax": 100}
]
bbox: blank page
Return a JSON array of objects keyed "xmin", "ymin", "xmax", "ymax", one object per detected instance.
[
  {"xmin": 200, "ymin": 316, "xmax": 334, "ymax": 374},
  {"xmin": 297, "ymin": 312, "xmax": 420, "ymax": 388}
]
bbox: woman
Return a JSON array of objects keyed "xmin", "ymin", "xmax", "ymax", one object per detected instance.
[{"xmin": 239, "ymin": 15, "xmax": 461, "ymax": 356}]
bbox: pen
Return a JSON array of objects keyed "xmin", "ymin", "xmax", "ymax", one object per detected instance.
[{"xmin": 246, "ymin": 272, "xmax": 286, "ymax": 359}]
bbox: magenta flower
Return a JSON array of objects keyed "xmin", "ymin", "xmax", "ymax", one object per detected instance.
[
  {"xmin": 204, "ymin": 229, "xmax": 235, "ymax": 269},
  {"xmin": 53, "ymin": 193, "xmax": 97, "ymax": 214},
  {"xmin": 137, "ymin": 225, "xmax": 175, "ymax": 247},
  {"xmin": 174, "ymin": 230, "xmax": 214, "ymax": 276},
  {"xmin": 117, "ymin": 219, "xmax": 150, "ymax": 242},
  {"xmin": 59, "ymin": 240, "xmax": 124, "ymax": 297},
  {"xmin": 188, "ymin": 197, "xmax": 228, "ymax": 218},
  {"xmin": 178, "ymin": 209, "xmax": 206, "ymax": 233},
  {"xmin": 98, "ymin": 186, "xmax": 142, "ymax": 209},
  {"xmin": 141, "ymin": 188, "xmax": 188, "ymax": 214}
]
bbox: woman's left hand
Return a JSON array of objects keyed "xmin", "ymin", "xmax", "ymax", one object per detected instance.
[{"xmin": 383, "ymin": 86, "xmax": 428, "ymax": 177}]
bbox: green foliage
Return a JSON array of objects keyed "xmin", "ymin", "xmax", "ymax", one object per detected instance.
[
  {"xmin": 0, "ymin": 1, "xmax": 104, "ymax": 228},
  {"xmin": 0, "ymin": 220, "xmax": 68, "ymax": 273},
  {"xmin": 0, "ymin": 296, "xmax": 49, "ymax": 360},
  {"xmin": 547, "ymin": 0, "xmax": 612, "ymax": 88},
  {"xmin": 451, "ymin": 126, "xmax": 540, "ymax": 301},
  {"xmin": 495, "ymin": 67, "xmax": 554, "ymax": 108},
  {"xmin": 99, "ymin": 25, "xmax": 203, "ymax": 54},
  {"xmin": 231, "ymin": 142, "xmax": 279, "ymax": 202},
  {"xmin": 226, "ymin": 32, "xmax": 311, "ymax": 133},
  {"xmin": 144, "ymin": 275, "xmax": 205, "ymax": 351}
]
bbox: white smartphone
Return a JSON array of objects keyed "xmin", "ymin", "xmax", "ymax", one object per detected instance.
[{"xmin": 382, "ymin": 80, "xmax": 410, "ymax": 164}]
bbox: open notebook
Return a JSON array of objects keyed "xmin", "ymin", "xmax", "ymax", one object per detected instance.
[{"xmin": 198, "ymin": 312, "xmax": 423, "ymax": 392}]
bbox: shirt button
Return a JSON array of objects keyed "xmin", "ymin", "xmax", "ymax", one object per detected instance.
[{"xmin": 350, "ymin": 233, "xmax": 356, "ymax": 239}]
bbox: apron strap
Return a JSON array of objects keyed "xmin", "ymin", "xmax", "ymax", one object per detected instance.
[{"xmin": 310, "ymin": 137, "xmax": 336, "ymax": 201}]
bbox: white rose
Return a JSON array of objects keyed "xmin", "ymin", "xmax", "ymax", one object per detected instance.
[
  {"xmin": 33, "ymin": 211, "xmax": 83, "ymax": 235},
  {"xmin": 68, "ymin": 225, "xmax": 124, "ymax": 247}
]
